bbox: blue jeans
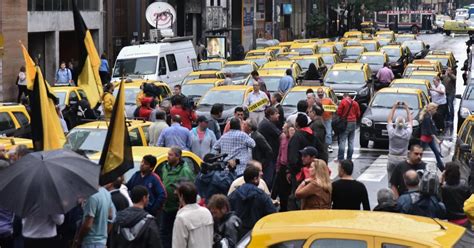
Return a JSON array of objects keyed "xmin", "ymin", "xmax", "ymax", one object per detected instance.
[
  {"xmin": 337, "ymin": 122, "xmax": 356, "ymax": 160},
  {"xmin": 447, "ymin": 94, "xmax": 455, "ymax": 122},
  {"xmin": 323, "ymin": 119, "xmax": 333, "ymax": 145},
  {"xmin": 421, "ymin": 140, "xmax": 445, "ymax": 171},
  {"xmin": 160, "ymin": 210, "xmax": 177, "ymax": 248}
]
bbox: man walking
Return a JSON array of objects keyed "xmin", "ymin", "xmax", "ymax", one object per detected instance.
[
  {"xmin": 244, "ymin": 81, "xmax": 270, "ymax": 125},
  {"xmin": 148, "ymin": 110, "xmax": 169, "ymax": 146},
  {"xmin": 172, "ymin": 182, "xmax": 214, "ymax": 248},
  {"xmin": 336, "ymin": 93, "xmax": 360, "ymax": 162},
  {"xmin": 390, "ymin": 145, "xmax": 426, "ymax": 198},
  {"xmin": 126, "ymin": 155, "xmax": 167, "ymax": 217},
  {"xmin": 156, "ymin": 115, "xmax": 191, "ymax": 150},
  {"xmin": 442, "ymin": 68, "xmax": 456, "ymax": 124},
  {"xmin": 376, "ymin": 63, "xmax": 394, "ymax": 89},
  {"xmin": 110, "ymin": 186, "xmax": 162, "ymax": 248},
  {"xmin": 55, "ymin": 61, "xmax": 73, "ymax": 86},
  {"xmin": 316, "ymin": 88, "xmax": 336, "ymax": 153},
  {"xmin": 244, "ymin": 119, "xmax": 274, "ymax": 185},
  {"xmin": 430, "ymin": 76, "xmax": 448, "ymax": 132},
  {"xmin": 190, "ymin": 116, "xmax": 217, "ymax": 159},
  {"xmin": 331, "ymin": 160, "xmax": 370, "ymax": 210},
  {"xmin": 278, "ymin": 69, "xmax": 294, "ymax": 94},
  {"xmin": 387, "ymin": 102, "xmax": 413, "ymax": 185},
  {"xmin": 214, "ymin": 118, "xmax": 256, "ymax": 176}
]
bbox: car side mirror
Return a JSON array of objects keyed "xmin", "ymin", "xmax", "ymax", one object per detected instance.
[{"xmin": 460, "ymin": 143, "xmax": 471, "ymax": 153}]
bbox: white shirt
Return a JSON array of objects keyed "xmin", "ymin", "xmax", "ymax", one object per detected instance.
[
  {"xmin": 227, "ymin": 176, "xmax": 270, "ymax": 195},
  {"xmin": 286, "ymin": 112, "xmax": 311, "ymax": 126},
  {"xmin": 22, "ymin": 214, "xmax": 64, "ymax": 238},
  {"xmin": 18, "ymin": 72, "xmax": 27, "ymax": 86},
  {"xmin": 172, "ymin": 203, "xmax": 213, "ymax": 248},
  {"xmin": 244, "ymin": 91, "xmax": 269, "ymax": 112},
  {"xmin": 431, "ymin": 83, "xmax": 447, "ymax": 105}
]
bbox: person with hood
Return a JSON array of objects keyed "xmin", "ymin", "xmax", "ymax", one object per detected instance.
[
  {"xmin": 110, "ymin": 186, "xmax": 161, "ymax": 248},
  {"xmin": 207, "ymin": 194, "xmax": 241, "ymax": 248},
  {"xmin": 228, "ymin": 165, "xmax": 276, "ymax": 238},
  {"xmin": 138, "ymin": 97, "xmax": 154, "ymax": 121},
  {"xmin": 304, "ymin": 63, "xmax": 320, "ymax": 80},
  {"xmin": 387, "ymin": 102, "xmax": 413, "ymax": 186},
  {"xmin": 373, "ymin": 188, "xmax": 398, "ymax": 213}
]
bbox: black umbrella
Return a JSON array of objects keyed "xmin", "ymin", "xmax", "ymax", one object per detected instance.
[{"xmin": 0, "ymin": 149, "xmax": 100, "ymax": 217}]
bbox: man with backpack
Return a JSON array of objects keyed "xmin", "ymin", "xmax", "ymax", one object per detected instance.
[
  {"xmin": 55, "ymin": 61, "xmax": 73, "ymax": 86},
  {"xmin": 397, "ymin": 170, "xmax": 446, "ymax": 219}
]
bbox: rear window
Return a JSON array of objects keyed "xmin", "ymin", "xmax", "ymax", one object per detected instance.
[
  {"xmin": 13, "ymin": 112, "xmax": 29, "ymax": 127},
  {"xmin": 0, "ymin": 113, "xmax": 15, "ymax": 132},
  {"xmin": 166, "ymin": 54, "xmax": 178, "ymax": 72},
  {"xmin": 269, "ymin": 240, "xmax": 305, "ymax": 248}
]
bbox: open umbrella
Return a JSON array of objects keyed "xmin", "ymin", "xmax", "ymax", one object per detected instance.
[{"xmin": 0, "ymin": 149, "xmax": 100, "ymax": 217}]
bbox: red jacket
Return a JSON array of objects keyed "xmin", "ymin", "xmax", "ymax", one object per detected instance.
[
  {"xmin": 170, "ymin": 105, "xmax": 197, "ymax": 130},
  {"xmin": 336, "ymin": 97, "xmax": 360, "ymax": 122}
]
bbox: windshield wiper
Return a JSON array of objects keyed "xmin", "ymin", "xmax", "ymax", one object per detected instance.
[{"xmin": 198, "ymin": 103, "xmax": 212, "ymax": 107}]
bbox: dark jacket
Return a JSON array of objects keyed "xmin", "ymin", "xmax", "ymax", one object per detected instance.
[
  {"xmin": 420, "ymin": 113, "xmax": 437, "ymax": 136},
  {"xmin": 309, "ymin": 118, "xmax": 328, "ymax": 163},
  {"xmin": 126, "ymin": 172, "xmax": 167, "ymax": 215},
  {"xmin": 258, "ymin": 118, "xmax": 281, "ymax": 161},
  {"xmin": 373, "ymin": 202, "xmax": 399, "ymax": 213},
  {"xmin": 110, "ymin": 207, "xmax": 162, "ymax": 248},
  {"xmin": 195, "ymin": 170, "xmax": 237, "ymax": 203},
  {"xmin": 208, "ymin": 117, "xmax": 222, "ymax": 140},
  {"xmin": 213, "ymin": 212, "xmax": 241, "ymax": 248},
  {"xmin": 273, "ymin": 103, "xmax": 285, "ymax": 130},
  {"xmin": 228, "ymin": 183, "xmax": 276, "ymax": 237},
  {"xmin": 0, "ymin": 208, "xmax": 14, "ymax": 237},
  {"xmin": 111, "ymin": 190, "xmax": 131, "ymax": 212},
  {"xmin": 397, "ymin": 190, "xmax": 446, "ymax": 219},
  {"xmin": 441, "ymin": 183, "xmax": 471, "ymax": 220},
  {"xmin": 250, "ymin": 131, "xmax": 274, "ymax": 165},
  {"xmin": 287, "ymin": 127, "xmax": 322, "ymax": 174}
]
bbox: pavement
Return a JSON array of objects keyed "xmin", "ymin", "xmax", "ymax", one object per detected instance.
[{"xmin": 327, "ymin": 33, "xmax": 468, "ymax": 208}]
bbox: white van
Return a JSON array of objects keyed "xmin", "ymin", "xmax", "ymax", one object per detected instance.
[{"xmin": 111, "ymin": 37, "xmax": 197, "ymax": 87}]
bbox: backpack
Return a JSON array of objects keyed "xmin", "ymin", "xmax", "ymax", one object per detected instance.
[
  {"xmin": 419, "ymin": 169, "xmax": 439, "ymax": 196},
  {"xmin": 407, "ymin": 194, "xmax": 435, "ymax": 217}
]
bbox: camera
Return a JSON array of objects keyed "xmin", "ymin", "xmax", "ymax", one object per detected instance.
[{"xmin": 200, "ymin": 153, "xmax": 239, "ymax": 174}]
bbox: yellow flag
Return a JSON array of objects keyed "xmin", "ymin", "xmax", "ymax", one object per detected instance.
[{"xmin": 20, "ymin": 44, "xmax": 36, "ymax": 90}]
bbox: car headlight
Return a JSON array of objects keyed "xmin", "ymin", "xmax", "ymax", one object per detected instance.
[
  {"xmin": 361, "ymin": 117, "xmax": 373, "ymax": 127},
  {"xmin": 358, "ymin": 87, "xmax": 369, "ymax": 96},
  {"xmin": 460, "ymin": 107, "xmax": 471, "ymax": 118},
  {"xmin": 412, "ymin": 120, "xmax": 419, "ymax": 126}
]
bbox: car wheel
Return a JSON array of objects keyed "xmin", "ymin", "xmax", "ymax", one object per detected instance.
[
  {"xmin": 411, "ymin": 26, "xmax": 419, "ymax": 34},
  {"xmin": 360, "ymin": 136, "xmax": 369, "ymax": 148},
  {"xmin": 445, "ymin": 30, "xmax": 451, "ymax": 36}
]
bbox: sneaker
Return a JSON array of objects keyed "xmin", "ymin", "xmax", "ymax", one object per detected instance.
[{"xmin": 328, "ymin": 145, "xmax": 333, "ymax": 153}]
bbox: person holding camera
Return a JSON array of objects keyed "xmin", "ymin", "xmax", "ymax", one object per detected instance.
[
  {"xmin": 430, "ymin": 76, "xmax": 448, "ymax": 133},
  {"xmin": 207, "ymin": 194, "xmax": 241, "ymax": 248},
  {"xmin": 386, "ymin": 101, "xmax": 413, "ymax": 186}
]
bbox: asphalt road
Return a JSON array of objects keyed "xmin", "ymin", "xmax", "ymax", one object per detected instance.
[{"xmin": 329, "ymin": 33, "xmax": 468, "ymax": 208}]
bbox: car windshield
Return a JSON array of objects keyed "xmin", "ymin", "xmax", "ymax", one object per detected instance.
[
  {"xmin": 362, "ymin": 43, "xmax": 377, "ymax": 51},
  {"xmin": 465, "ymin": 85, "xmax": 474, "ymax": 100},
  {"xmin": 343, "ymin": 47, "xmax": 364, "ymax": 56},
  {"xmin": 54, "ymin": 92, "xmax": 67, "ymax": 105},
  {"xmin": 392, "ymin": 83, "xmax": 428, "ymax": 96},
  {"xmin": 325, "ymin": 70, "xmax": 365, "ymax": 84},
  {"xmin": 321, "ymin": 55, "xmax": 335, "ymax": 65},
  {"xmin": 291, "ymin": 48, "xmax": 314, "ymax": 55},
  {"xmin": 247, "ymin": 58, "xmax": 269, "ymax": 67},
  {"xmin": 199, "ymin": 62, "xmax": 223, "ymax": 70},
  {"xmin": 371, "ymin": 93, "xmax": 420, "ymax": 109},
  {"xmin": 396, "ymin": 36, "xmax": 415, "ymax": 43},
  {"xmin": 65, "ymin": 128, "xmax": 108, "ymax": 152},
  {"xmin": 294, "ymin": 59, "xmax": 318, "ymax": 70},
  {"xmin": 199, "ymin": 90, "xmax": 245, "ymax": 106},
  {"xmin": 381, "ymin": 48, "xmax": 401, "ymax": 60},
  {"xmin": 409, "ymin": 74, "xmax": 436, "ymax": 84},
  {"xmin": 113, "ymin": 56, "xmax": 157, "ymax": 77},
  {"xmin": 282, "ymin": 91, "xmax": 308, "ymax": 106},
  {"xmin": 113, "ymin": 88, "xmax": 140, "ymax": 105},
  {"xmin": 222, "ymin": 64, "xmax": 253, "ymax": 75},
  {"xmin": 259, "ymin": 76, "xmax": 284, "ymax": 92},
  {"xmin": 182, "ymin": 84, "xmax": 215, "ymax": 97},
  {"xmin": 318, "ymin": 47, "xmax": 333, "ymax": 53},
  {"xmin": 182, "ymin": 75, "xmax": 199, "ymax": 84},
  {"xmin": 358, "ymin": 55, "xmax": 384, "ymax": 65},
  {"xmin": 426, "ymin": 57, "xmax": 449, "ymax": 67},
  {"xmin": 377, "ymin": 33, "xmax": 392, "ymax": 39},
  {"xmin": 403, "ymin": 41, "xmax": 423, "ymax": 54}
]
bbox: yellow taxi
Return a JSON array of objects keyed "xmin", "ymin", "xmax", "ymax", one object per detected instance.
[
  {"xmin": 247, "ymin": 69, "xmax": 294, "ymax": 93},
  {"xmin": 376, "ymin": 30, "xmax": 395, "ymax": 41},
  {"xmin": 245, "ymin": 56, "xmax": 273, "ymax": 68},
  {"xmin": 88, "ymin": 146, "xmax": 203, "ymax": 181},
  {"xmin": 0, "ymin": 137, "xmax": 33, "ymax": 150},
  {"xmin": 181, "ymin": 78, "xmax": 224, "ymax": 103},
  {"xmin": 443, "ymin": 20, "xmax": 474, "ymax": 35},
  {"xmin": 265, "ymin": 46, "xmax": 288, "ymax": 56},
  {"xmin": 360, "ymin": 39, "xmax": 380, "ymax": 52},
  {"xmin": 333, "ymin": 41, "xmax": 347, "ymax": 54},
  {"xmin": 275, "ymin": 51, "xmax": 300, "ymax": 61},
  {"xmin": 356, "ymin": 52, "xmax": 389, "ymax": 76},
  {"xmin": 375, "ymin": 37, "xmax": 392, "ymax": 47},
  {"xmin": 389, "ymin": 78, "xmax": 432, "ymax": 100},
  {"xmin": 239, "ymin": 210, "xmax": 471, "ymax": 247},
  {"xmin": 343, "ymin": 30, "xmax": 363, "ymax": 39},
  {"xmin": 64, "ymin": 120, "xmax": 151, "ymax": 153},
  {"xmin": 182, "ymin": 70, "xmax": 226, "ymax": 85},
  {"xmin": 0, "ymin": 103, "xmax": 31, "ymax": 138},
  {"xmin": 221, "ymin": 61, "xmax": 259, "ymax": 85},
  {"xmin": 425, "ymin": 52, "xmax": 457, "ymax": 72},
  {"xmin": 289, "ymin": 43, "xmax": 318, "ymax": 55},
  {"xmin": 291, "ymin": 55, "xmax": 327, "ymax": 77},
  {"xmin": 319, "ymin": 53, "xmax": 342, "ymax": 67},
  {"xmin": 260, "ymin": 61, "xmax": 303, "ymax": 79},
  {"xmin": 52, "ymin": 87, "xmax": 89, "ymax": 108},
  {"xmin": 395, "ymin": 33, "xmax": 417, "ymax": 43},
  {"xmin": 245, "ymin": 49, "xmax": 275, "ymax": 59},
  {"xmin": 454, "ymin": 115, "xmax": 474, "ymax": 177},
  {"xmin": 361, "ymin": 21, "xmax": 378, "ymax": 33},
  {"xmin": 198, "ymin": 58, "xmax": 227, "ymax": 71},
  {"xmin": 341, "ymin": 45, "xmax": 367, "ymax": 62},
  {"xmin": 345, "ymin": 38, "xmax": 362, "ymax": 46},
  {"xmin": 317, "ymin": 43, "xmax": 337, "ymax": 54},
  {"xmin": 407, "ymin": 70, "xmax": 439, "ymax": 85},
  {"xmin": 278, "ymin": 41, "xmax": 294, "ymax": 49},
  {"xmin": 118, "ymin": 80, "xmax": 171, "ymax": 118},
  {"xmin": 309, "ymin": 38, "xmax": 330, "ymax": 45},
  {"xmin": 403, "ymin": 61, "xmax": 442, "ymax": 77},
  {"xmin": 281, "ymin": 86, "xmax": 338, "ymax": 118}
]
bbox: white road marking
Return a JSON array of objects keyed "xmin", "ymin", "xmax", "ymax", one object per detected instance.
[
  {"xmin": 357, "ymin": 155, "xmax": 388, "ymax": 182},
  {"xmin": 328, "ymin": 154, "xmax": 360, "ymax": 180}
]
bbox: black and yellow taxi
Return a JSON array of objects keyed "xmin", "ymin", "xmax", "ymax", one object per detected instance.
[
  {"xmin": 390, "ymin": 78, "xmax": 432, "ymax": 100},
  {"xmin": 340, "ymin": 46, "xmax": 367, "ymax": 62},
  {"xmin": 406, "ymin": 70, "xmax": 440, "ymax": 86},
  {"xmin": 220, "ymin": 61, "xmax": 259, "ymax": 85},
  {"xmin": 457, "ymin": 81, "xmax": 474, "ymax": 131},
  {"xmin": 380, "ymin": 44, "xmax": 412, "ymax": 76},
  {"xmin": 181, "ymin": 78, "xmax": 224, "ymax": 104},
  {"xmin": 323, "ymin": 63, "xmax": 374, "ymax": 109},
  {"xmin": 245, "ymin": 49, "xmax": 275, "ymax": 60},
  {"xmin": 345, "ymin": 38, "xmax": 362, "ymax": 46},
  {"xmin": 454, "ymin": 115, "xmax": 474, "ymax": 181},
  {"xmin": 280, "ymin": 86, "xmax": 338, "ymax": 118},
  {"xmin": 0, "ymin": 103, "xmax": 31, "ymax": 138},
  {"xmin": 291, "ymin": 55, "xmax": 327, "ymax": 77},
  {"xmin": 395, "ymin": 33, "xmax": 417, "ymax": 43},
  {"xmin": 260, "ymin": 60, "xmax": 303, "ymax": 79},
  {"xmin": 375, "ymin": 37, "xmax": 392, "ymax": 47},
  {"xmin": 275, "ymin": 51, "xmax": 300, "ymax": 61},
  {"xmin": 360, "ymin": 87, "xmax": 428, "ymax": 147},
  {"xmin": 289, "ymin": 43, "xmax": 318, "ymax": 55},
  {"xmin": 238, "ymin": 210, "xmax": 472, "ymax": 247},
  {"xmin": 376, "ymin": 30, "xmax": 395, "ymax": 41},
  {"xmin": 343, "ymin": 30, "xmax": 363, "ymax": 39},
  {"xmin": 198, "ymin": 58, "xmax": 227, "ymax": 71},
  {"xmin": 320, "ymin": 53, "xmax": 342, "ymax": 68},
  {"xmin": 426, "ymin": 50, "xmax": 458, "ymax": 73},
  {"xmin": 317, "ymin": 43, "xmax": 337, "ymax": 54},
  {"xmin": 64, "ymin": 120, "xmax": 151, "ymax": 153},
  {"xmin": 88, "ymin": 146, "xmax": 203, "ymax": 181},
  {"xmin": 403, "ymin": 61, "xmax": 442, "ymax": 78},
  {"xmin": 245, "ymin": 56, "xmax": 273, "ymax": 68},
  {"xmin": 402, "ymin": 40, "xmax": 428, "ymax": 59},
  {"xmin": 333, "ymin": 41, "xmax": 347, "ymax": 54},
  {"xmin": 356, "ymin": 51, "xmax": 389, "ymax": 77},
  {"xmin": 265, "ymin": 46, "xmax": 289, "ymax": 56},
  {"xmin": 360, "ymin": 39, "xmax": 381, "ymax": 52},
  {"xmin": 246, "ymin": 69, "xmax": 293, "ymax": 93},
  {"xmin": 361, "ymin": 21, "xmax": 379, "ymax": 33},
  {"xmin": 182, "ymin": 70, "xmax": 225, "ymax": 85}
]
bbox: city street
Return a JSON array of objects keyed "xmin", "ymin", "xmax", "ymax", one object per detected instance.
[{"xmin": 328, "ymin": 33, "xmax": 469, "ymax": 208}]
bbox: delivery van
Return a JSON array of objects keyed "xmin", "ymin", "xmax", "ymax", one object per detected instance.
[{"xmin": 111, "ymin": 37, "xmax": 197, "ymax": 87}]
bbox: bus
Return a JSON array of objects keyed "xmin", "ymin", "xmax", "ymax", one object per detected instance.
[{"xmin": 374, "ymin": 10, "xmax": 435, "ymax": 34}]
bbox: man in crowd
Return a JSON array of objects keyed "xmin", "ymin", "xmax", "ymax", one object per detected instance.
[
  {"xmin": 331, "ymin": 160, "xmax": 370, "ymax": 210},
  {"xmin": 373, "ymin": 188, "xmax": 398, "ymax": 213},
  {"xmin": 336, "ymin": 93, "xmax": 360, "ymax": 162},
  {"xmin": 376, "ymin": 62, "xmax": 394, "ymax": 88},
  {"xmin": 244, "ymin": 81, "xmax": 270, "ymax": 125},
  {"xmin": 190, "ymin": 116, "xmax": 217, "ymax": 159},
  {"xmin": 244, "ymin": 119, "xmax": 273, "ymax": 184},
  {"xmin": 126, "ymin": 155, "xmax": 167, "ymax": 217},
  {"xmin": 214, "ymin": 118, "xmax": 256, "ymax": 176},
  {"xmin": 271, "ymin": 92, "xmax": 285, "ymax": 130},
  {"xmin": 157, "ymin": 147, "xmax": 195, "ymax": 248},
  {"xmin": 170, "ymin": 94, "xmax": 196, "ymax": 130},
  {"xmin": 208, "ymin": 103, "xmax": 224, "ymax": 139},
  {"xmin": 390, "ymin": 145, "xmax": 426, "ymax": 198},
  {"xmin": 286, "ymin": 100, "xmax": 311, "ymax": 126},
  {"xmin": 430, "ymin": 76, "xmax": 448, "ymax": 132},
  {"xmin": 110, "ymin": 177, "xmax": 132, "ymax": 212},
  {"xmin": 316, "ymin": 88, "xmax": 336, "ymax": 153},
  {"xmin": 258, "ymin": 107, "xmax": 282, "ymax": 185},
  {"xmin": 110, "ymin": 186, "xmax": 162, "ymax": 248},
  {"xmin": 148, "ymin": 110, "xmax": 169, "ymax": 147},
  {"xmin": 278, "ymin": 69, "xmax": 294, "ymax": 94},
  {"xmin": 55, "ymin": 61, "xmax": 73, "ymax": 86},
  {"xmin": 223, "ymin": 107, "xmax": 245, "ymax": 133},
  {"xmin": 207, "ymin": 194, "xmax": 241, "ymax": 248},
  {"xmin": 172, "ymin": 182, "xmax": 213, "ymax": 248},
  {"xmin": 442, "ymin": 67, "xmax": 456, "ymax": 124},
  {"xmin": 387, "ymin": 102, "xmax": 413, "ymax": 186},
  {"xmin": 306, "ymin": 91, "xmax": 316, "ymax": 113},
  {"xmin": 157, "ymin": 115, "xmax": 191, "ymax": 150},
  {"xmin": 228, "ymin": 161, "xmax": 271, "ymax": 195}
]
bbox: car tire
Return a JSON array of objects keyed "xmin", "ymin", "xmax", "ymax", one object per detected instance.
[
  {"xmin": 360, "ymin": 136, "xmax": 369, "ymax": 148},
  {"xmin": 411, "ymin": 26, "xmax": 419, "ymax": 34},
  {"xmin": 445, "ymin": 30, "xmax": 451, "ymax": 36}
]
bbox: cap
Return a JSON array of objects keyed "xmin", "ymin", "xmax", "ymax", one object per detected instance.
[
  {"xmin": 299, "ymin": 146, "xmax": 318, "ymax": 157},
  {"xmin": 197, "ymin": 115, "xmax": 209, "ymax": 123}
]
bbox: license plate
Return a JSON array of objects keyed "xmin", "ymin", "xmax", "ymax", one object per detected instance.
[{"xmin": 381, "ymin": 130, "xmax": 388, "ymax": 136}]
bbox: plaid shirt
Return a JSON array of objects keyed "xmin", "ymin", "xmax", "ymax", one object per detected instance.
[{"xmin": 213, "ymin": 130, "xmax": 256, "ymax": 175}]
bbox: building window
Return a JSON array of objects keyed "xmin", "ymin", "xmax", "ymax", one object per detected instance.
[{"xmin": 28, "ymin": 0, "xmax": 99, "ymax": 11}]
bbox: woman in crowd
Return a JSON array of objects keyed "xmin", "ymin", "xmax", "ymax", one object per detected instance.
[
  {"xmin": 295, "ymin": 159, "xmax": 332, "ymax": 210},
  {"xmin": 419, "ymin": 102, "xmax": 444, "ymax": 171},
  {"xmin": 102, "ymin": 83, "xmax": 115, "ymax": 119},
  {"xmin": 441, "ymin": 162, "xmax": 471, "ymax": 228}
]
